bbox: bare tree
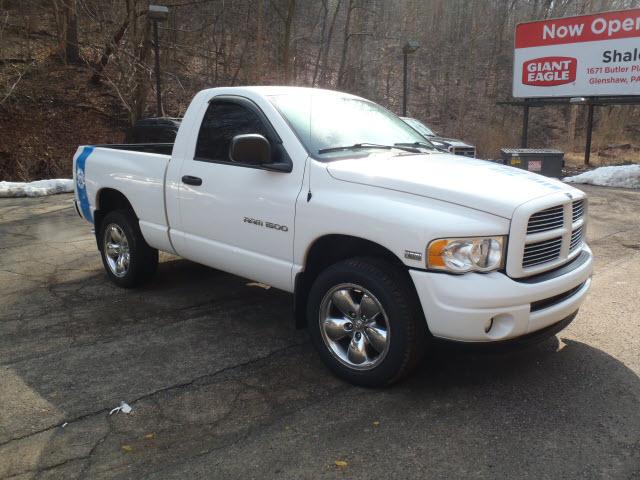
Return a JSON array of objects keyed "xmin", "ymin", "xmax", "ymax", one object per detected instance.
[
  {"xmin": 132, "ymin": 16, "xmax": 151, "ymax": 123},
  {"xmin": 272, "ymin": 0, "xmax": 297, "ymax": 84},
  {"xmin": 52, "ymin": 0, "xmax": 81, "ymax": 63},
  {"xmin": 90, "ymin": 7, "xmax": 131, "ymax": 84}
]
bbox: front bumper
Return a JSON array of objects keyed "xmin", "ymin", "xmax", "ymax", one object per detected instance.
[{"xmin": 409, "ymin": 245, "xmax": 593, "ymax": 342}]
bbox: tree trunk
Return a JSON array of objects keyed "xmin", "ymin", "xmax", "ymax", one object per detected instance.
[
  {"xmin": 63, "ymin": 0, "xmax": 81, "ymax": 64},
  {"xmin": 282, "ymin": 0, "xmax": 296, "ymax": 84},
  {"xmin": 319, "ymin": 0, "xmax": 341, "ymax": 87},
  {"xmin": 311, "ymin": 0, "xmax": 329, "ymax": 87},
  {"xmin": 337, "ymin": 0, "xmax": 354, "ymax": 89},
  {"xmin": 51, "ymin": 0, "xmax": 66, "ymax": 61},
  {"xmin": 132, "ymin": 19, "xmax": 151, "ymax": 125},
  {"xmin": 254, "ymin": 0, "xmax": 265, "ymax": 83},
  {"xmin": 90, "ymin": 16, "xmax": 130, "ymax": 85}
]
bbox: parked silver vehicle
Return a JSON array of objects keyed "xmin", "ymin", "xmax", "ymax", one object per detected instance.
[{"xmin": 401, "ymin": 117, "xmax": 476, "ymax": 158}]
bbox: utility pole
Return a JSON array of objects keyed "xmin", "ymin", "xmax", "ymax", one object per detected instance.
[
  {"xmin": 402, "ymin": 41, "xmax": 420, "ymax": 116},
  {"xmin": 149, "ymin": 5, "xmax": 169, "ymax": 117}
]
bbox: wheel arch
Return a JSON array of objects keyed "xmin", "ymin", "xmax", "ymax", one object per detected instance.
[
  {"xmin": 93, "ymin": 188, "xmax": 138, "ymax": 249},
  {"xmin": 293, "ymin": 234, "xmax": 407, "ymax": 329}
]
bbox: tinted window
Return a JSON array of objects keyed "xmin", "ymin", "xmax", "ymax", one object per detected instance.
[{"xmin": 195, "ymin": 101, "xmax": 269, "ymax": 162}]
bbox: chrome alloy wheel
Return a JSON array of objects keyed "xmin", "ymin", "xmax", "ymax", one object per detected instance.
[
  {"xmin": 319, "ymin": 283, "xmax": 391, "ymax": 370},
  {"xmin": 103, "ymin": 223, "xmax": 130, "ymax": 278}
]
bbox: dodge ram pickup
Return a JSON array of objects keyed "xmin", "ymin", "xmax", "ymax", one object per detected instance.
[{"xmin": 73, "ymin": 86, "xmax": 593, "ymax": 386}]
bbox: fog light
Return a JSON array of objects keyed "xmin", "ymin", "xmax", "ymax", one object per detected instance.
[{"xmin": 485, "ymin": 313, "xmax": 515, "ymax": 340}]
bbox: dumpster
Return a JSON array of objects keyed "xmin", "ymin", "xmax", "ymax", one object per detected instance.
[{"xmin": 500, "ymin": 148, "xmax": 564, "ymax": 178}]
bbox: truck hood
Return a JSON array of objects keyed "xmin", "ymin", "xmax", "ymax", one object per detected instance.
[{"xmin": 326, "ymin": 152, "xmax": 579, "ymax": 219}]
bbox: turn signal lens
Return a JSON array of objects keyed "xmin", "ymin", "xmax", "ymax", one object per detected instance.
[
  {"xmin": 427, "ymin": 239, "xmax": 448, "ymax": 268},
  {"xmin": 427, "ymin": 236, "xmax": 506, "ymax": 273}
]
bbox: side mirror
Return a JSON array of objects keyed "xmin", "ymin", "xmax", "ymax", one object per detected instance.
[{"xmin": 230, "ymin": 134, "xmax": 271, "ymax": 165}]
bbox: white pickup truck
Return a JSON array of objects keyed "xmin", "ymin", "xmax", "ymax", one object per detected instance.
[{"xmin": 73, "ymin": 86, "xmax": 592, "ymax": 386}]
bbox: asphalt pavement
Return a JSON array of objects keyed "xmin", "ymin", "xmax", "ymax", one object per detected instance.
[{"xmin": 0, "ymin": 185, "xmax": 638, "ymax": 479}]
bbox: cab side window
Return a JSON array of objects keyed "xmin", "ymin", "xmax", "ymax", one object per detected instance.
[{"xmin": 195, "ymin": 100, "xmax": 270, "ymax": 163}]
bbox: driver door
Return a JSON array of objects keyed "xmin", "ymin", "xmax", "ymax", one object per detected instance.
[{"xmin": 172, "ymin": 96, "xmax": 304, "ymax": 291}]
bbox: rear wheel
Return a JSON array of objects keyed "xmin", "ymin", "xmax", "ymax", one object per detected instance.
[
  {"xmin": 99, "ymin": 210, "xmax": 158, "ymax": 288},
  {"xmin": 307, "ymin": 258, "xmax": 427, "ymax": 387}
]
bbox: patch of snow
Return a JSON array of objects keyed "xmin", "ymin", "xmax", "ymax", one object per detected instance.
[
  {"xmin": 0, "ymin": 179, "xmax": 74, "ymax": 198},
  {"xmin": 564, "ymin": 164, "xmax": 640, "ymax": 189}
]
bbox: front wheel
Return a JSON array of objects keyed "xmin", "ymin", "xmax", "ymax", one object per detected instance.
[
  {"xmin": 307, "ymin": 258, "xmax": 427, "ymax": 387},
  {"xmin": 99, "ymin": 210, "xmax": 158, "ymax": 288}
]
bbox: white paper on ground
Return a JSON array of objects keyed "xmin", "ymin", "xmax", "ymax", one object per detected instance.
[{"xmin": 109, "ymin": 401, "xmax": 133, "ymax": 415}]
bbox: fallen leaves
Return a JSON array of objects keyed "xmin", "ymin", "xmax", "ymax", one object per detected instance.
[
  {"xmin": 334, "ymin": 460, "xmax": 348, "ymax": 468},
  {"xmin": 119, "ymin": 433, "xmax": 157, "ymax": 454}
]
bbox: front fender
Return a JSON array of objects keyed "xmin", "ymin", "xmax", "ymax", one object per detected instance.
[{"xmin": 294, "ymin": 165, "xmax": 510, "ymax": 272}]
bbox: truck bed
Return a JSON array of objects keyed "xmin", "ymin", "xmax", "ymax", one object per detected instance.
[{"xmin": 74, "ymin": 144, "xmax": 174, "ymax": 253}]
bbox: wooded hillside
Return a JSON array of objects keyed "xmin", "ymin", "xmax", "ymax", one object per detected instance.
[{"xmin": 1, "ymin": 0, "xmax": 639, "ymax": 180}]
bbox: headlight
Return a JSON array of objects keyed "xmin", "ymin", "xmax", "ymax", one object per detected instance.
[{"xmin": 427, "ymin": 236, "xmax": 506, "ymax": 273}]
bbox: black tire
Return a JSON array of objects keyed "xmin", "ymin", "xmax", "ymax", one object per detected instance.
[
  {"xmin": 307, "ymin": 257, "xmax": 428, "ymax": 387},
  {"xmin": 98, "ymin": 209, "xmax": 158, "ymax": 288}
]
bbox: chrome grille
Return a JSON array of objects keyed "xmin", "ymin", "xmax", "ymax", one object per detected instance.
[
  {"xmin": 570, "ymin": 226, "xmax": 583, "ymax": 251},
  {"xmin": 522, "ymin": 237, "xmax": 562, "ymax": 268},
  {"xmin": 509, "ymin": 195, "xmax": 588, "ymax": 278},
  {"xmin": 527, "ymin": 205, "xmax": 564, "ymax": 234},
  {"xmin": 572, "ymin": 199, "xmax": 585, "ymax": 222}
]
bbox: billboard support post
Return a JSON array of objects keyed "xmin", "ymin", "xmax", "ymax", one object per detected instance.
[
  {"xmin": 521, "ymin": 101, "xmax": 530, "ymax": 148},
  {"xmin": 585, "ymin": 103, "xmax": 594, "ymax": 166}
]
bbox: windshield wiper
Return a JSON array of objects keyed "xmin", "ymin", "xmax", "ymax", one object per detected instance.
[
  {"xmin": 394, "ymin": 141, "xmax": 437, "ymax": 151},
  {"xmin": 318, "ymin": 142, "xmax": 420, "ymax": 154}
]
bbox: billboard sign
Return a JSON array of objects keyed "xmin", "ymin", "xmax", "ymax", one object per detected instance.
[{"xmin": 513, "ymin": 8, "xmax": 640, "ymax": 97}]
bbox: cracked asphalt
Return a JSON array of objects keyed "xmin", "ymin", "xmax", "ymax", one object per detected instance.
[{"xmin": 0, "ymin": 185, "xmax": 639, "ymax": 479}]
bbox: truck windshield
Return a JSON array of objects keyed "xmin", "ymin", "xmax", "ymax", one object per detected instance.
[{"xmin": 269, "ymin": 92, "xmax": 437, "ymax": 158}]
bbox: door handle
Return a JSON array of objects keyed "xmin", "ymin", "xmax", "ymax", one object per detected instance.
[{"xmin": 181, "ymin": 175, "xmax": 202, "ymax": 186}]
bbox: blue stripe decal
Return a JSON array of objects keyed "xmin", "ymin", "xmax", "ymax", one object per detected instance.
[{"xmin": 75, "ymin": 146, "xmax": 95, "ymax": 223}]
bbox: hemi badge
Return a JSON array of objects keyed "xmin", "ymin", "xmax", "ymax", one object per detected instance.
[{"xmin": 404, "ymin": 250, "xmax": 423, "ymax": 261}]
